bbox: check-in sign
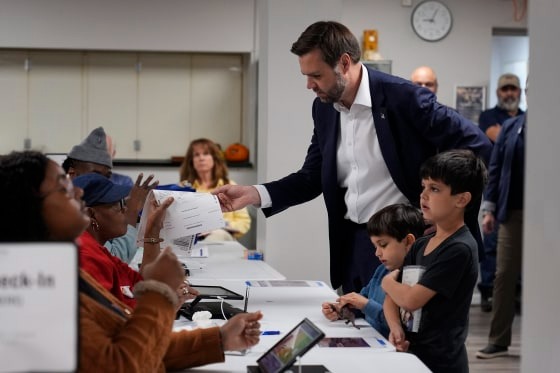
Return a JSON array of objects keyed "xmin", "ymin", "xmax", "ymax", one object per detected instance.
[{"xmin": 0, "ymin": 242, "xmax": 78, "ymax": 372}]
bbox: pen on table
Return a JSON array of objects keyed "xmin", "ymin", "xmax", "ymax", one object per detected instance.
[
  {"xmin": 375, "ymin": 338, "xmax": 386, "ymax": 346},
  {"xmin": 261, "ymin": 330, "xmax": 280, "ymax": 335}
]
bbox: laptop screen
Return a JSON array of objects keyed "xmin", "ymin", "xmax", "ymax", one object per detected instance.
[{"xmin": 256, "ymin": 318, "xmax": 325, "ymax": 373}]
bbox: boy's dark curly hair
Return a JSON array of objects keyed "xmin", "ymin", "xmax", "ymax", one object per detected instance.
[
  {"xmin": 367, "ymin": 203, "xmax": 426, "ymax": 241},
  {"xmin": 420, "ymin": 149, "xmax": 488, "ymax": 211}
]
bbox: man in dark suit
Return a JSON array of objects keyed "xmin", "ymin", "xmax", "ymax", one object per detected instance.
[{"xmin": 214, "ymin": 21, "xmax": 492, "ymax": 293}]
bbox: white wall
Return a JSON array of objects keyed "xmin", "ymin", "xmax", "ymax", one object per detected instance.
[
  {"xmin": 341, "ymin": 0, "xmax": 527, "ymax": 108},
  {"xmin": 256, "ymin": 0, "xmax": 526, "ymax": 284},
  {"xmin": 0, "ymin": 0, "xmax": 535, "ymax": 287},
  {"xmin": 0, "ymin": 0, "xmax": 255, "ymax": 52},
  {"xmin": 523, "ymin": 1, "xmax": 560, "ymax": 371}
]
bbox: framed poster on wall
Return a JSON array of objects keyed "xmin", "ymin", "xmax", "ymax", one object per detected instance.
[{"xmin": 454, "ymin": 86, "xmax": 486, "ymax": 124}]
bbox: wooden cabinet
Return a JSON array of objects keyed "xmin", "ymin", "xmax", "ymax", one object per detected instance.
[
  {"xmin": 0, "ymin": 50, "xmax": 245, "ymax": 159},
  {"xmin": 136, "ymin": 53, "xmax": 191, "ymax": 159}
]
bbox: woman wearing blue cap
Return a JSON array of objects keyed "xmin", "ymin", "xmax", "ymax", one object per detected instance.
[
  {"xmin": 73, "ymin": 173, "xmax": 191, "ymax": 309},
  {"xmin": 72, "ymin": 173, "xmax": 146, "ymax": 308}
]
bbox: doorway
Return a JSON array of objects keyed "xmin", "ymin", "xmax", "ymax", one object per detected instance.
[{"xmin": 490, "ymin": 28, "xmax": 529, "ymax": 111}]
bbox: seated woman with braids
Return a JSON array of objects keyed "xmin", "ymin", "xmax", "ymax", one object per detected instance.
[{"xmin": 0, "ymin": 151, "xmax": 263, "ymax": 372}]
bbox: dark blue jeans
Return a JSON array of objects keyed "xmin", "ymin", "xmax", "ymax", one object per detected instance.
[{"xmin": 478, "ymin": 225, "xmax": 498, "ymax": 295}]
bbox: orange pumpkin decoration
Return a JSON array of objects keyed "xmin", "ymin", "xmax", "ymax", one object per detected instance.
[{"xmin": 224, "ymin": 143, "xmax": 249, "ymax": 162}]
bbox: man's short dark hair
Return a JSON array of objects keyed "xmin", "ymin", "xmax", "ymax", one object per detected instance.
[
  {"xmin": 291, "ymin": 21, "xmax": 361, "ymax": 67},
  {"xmin": 367, "ymin": 203, "xmax": 426, "ymax": 241},
  {"xmin": 420, "ymin": 150, "xmax": 488, "ymax": 210}
]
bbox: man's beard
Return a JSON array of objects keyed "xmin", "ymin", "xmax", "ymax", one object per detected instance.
[
  {"xmin": 318, "ymin": 68, "xmax": 346, "ymax": 103},
  {"xmin": 498, "ymin": 96, "xmax": 520, "ymax": 112}
]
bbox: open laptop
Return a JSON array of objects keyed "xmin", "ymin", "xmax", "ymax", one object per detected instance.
[{"xmin": 247, "ymin": 318, "xmax": 328, "ymax": 373}]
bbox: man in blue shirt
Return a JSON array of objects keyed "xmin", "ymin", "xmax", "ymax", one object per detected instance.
[{"xmin": 479, "ymin": 73, "xmax": 524, "ymax": 143}]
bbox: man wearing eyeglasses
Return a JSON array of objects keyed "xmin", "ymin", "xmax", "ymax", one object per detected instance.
[{"xmin": 410, "ymin": 66, "xmax": 438, "ymax": 95}]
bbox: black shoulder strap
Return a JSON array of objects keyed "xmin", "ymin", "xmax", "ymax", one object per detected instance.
[{"xmin": 79, "ymin": 276, "xmax": 127, "ymax": 319}]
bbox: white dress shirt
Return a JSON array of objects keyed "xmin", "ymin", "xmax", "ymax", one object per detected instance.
[
  {"xmin": 333, "ymin": 65, "xmax": 407, "ymax": 223},
  {"xmin": 257, "ymin": 65, "xmax": 408, "ymax": 223}
]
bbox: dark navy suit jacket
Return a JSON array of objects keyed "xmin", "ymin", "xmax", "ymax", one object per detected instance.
[
  {"xmin": 263, "ymin": 67, "xmax": 492, "ymax": 289},
  {"xmin": 484, "ymin": 114, "xmax": 525, "ymax": 223}
]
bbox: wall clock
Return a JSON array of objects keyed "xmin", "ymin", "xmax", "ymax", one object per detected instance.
[{"xmin": 411, "ymin": 0, "xmax": 453, "ymax": 42}]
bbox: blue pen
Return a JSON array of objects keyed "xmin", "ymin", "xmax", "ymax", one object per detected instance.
[
  {"xmin": 376, "ymin": 338, "xmax": 386, "ymax": 346},
  {"xmin": 262, "ymin": 330, "xmax": 281, "ymax": 335}
]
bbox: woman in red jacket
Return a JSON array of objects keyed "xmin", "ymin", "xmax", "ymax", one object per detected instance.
[{"xmin": 72, "ymin": 172, "xmax": 165, "ymax": 308}]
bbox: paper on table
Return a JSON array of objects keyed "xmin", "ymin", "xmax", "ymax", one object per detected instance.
[
  {"xmin": 136, "ymin": 190, "xmax": 226, "ymax": 252},
  {"xmin": 178, "ymin": 259, "xmax": 205, "ymax": 270},
  {"xmin": 189, "ymin": 246, "xmax": 209, "ymax": 258},
  {"xmin": 245, "ymin": 280, "xmax": 326, "ymax": 287}
]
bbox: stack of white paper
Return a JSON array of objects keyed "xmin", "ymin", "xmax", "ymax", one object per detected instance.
[{"xmin": 136, "ymin": 190, "xmax": 225, "ymax": 252}]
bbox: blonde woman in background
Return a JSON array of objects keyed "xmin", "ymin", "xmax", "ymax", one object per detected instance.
[{"xmin": 179, "ymin": 138, "xmax": 251, "ymax": 241}]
